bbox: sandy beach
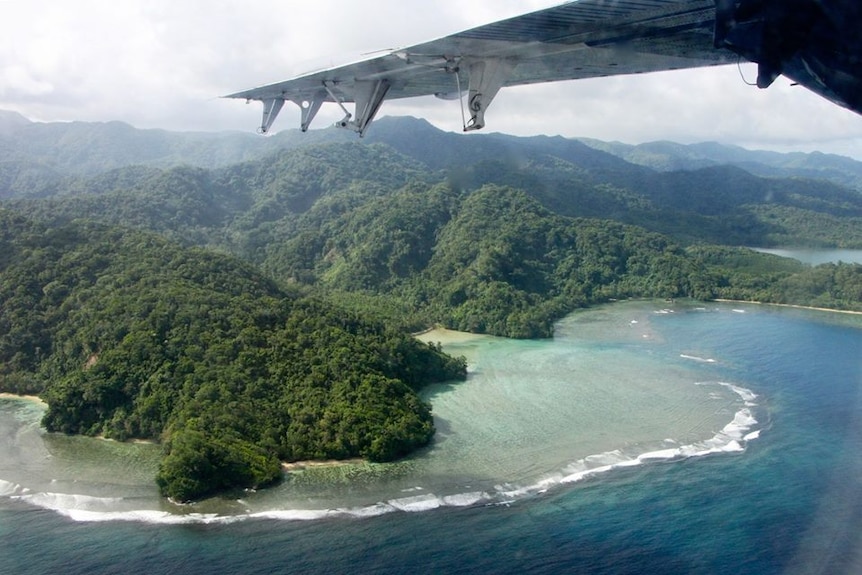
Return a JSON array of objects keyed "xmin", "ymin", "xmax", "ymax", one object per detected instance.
[
  {"xmin": 281, "ymin": 458, "xmax": 365, "ymax": 471},
  {"xmin": 0, "ymin": 393, "xmax": 46, "ymax": 407},
  {"xmin": 415, "ymin": 327, "xmax": 487, "ymax": 345},
  {"xmin": 714, "ymin": 299, "xmax": 862, "ymax": 316}
]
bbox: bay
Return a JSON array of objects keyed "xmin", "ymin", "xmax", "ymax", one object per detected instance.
[
  {"xmin": 752, "ymin": 247, "xmax": 862, "ymax": 265},
  {"xmin": 1, "ymin": 300, "xmax": 861, "ymax": 574}
]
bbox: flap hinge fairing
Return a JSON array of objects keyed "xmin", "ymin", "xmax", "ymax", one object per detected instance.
[
  {"xmin": 289, "ymin": 92, "xmax": 326, "ymax": 132},
  {"xmin": 334, "ymin": 79, "xmax": 391, "ymax": 137},
  {"xmin": 258, "ymin": 97, "xmax": 285, "ymax": 134},
  {"xmin": 464, "ymin": 59, "xmax": 513, "ymax": 131}
]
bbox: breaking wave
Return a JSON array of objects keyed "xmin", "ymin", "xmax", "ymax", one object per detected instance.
[{"xmin": 680, "ymin": 354, "xmax": 716, "ymax": 363}]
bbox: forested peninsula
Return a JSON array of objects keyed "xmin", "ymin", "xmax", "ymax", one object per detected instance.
[
  {"xmin": 1, "ymin": 113, "xmax": 861, "ymax": 500},
  {"xmin": 0, "ymin": 213, "xmax": 465, "ymax": 501}
]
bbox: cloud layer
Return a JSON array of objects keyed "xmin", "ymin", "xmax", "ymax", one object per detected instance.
[{"xmin": 2, "ymin": 0, "xmax": 861, "ymax": 157}]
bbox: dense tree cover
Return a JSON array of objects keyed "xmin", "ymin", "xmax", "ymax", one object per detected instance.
[
  {"xmin": 773, "ymin": 262, "xmax": 862, "ymax": 310},
  {"xmin": 0, "ymin": 212, "xmax": 465, "ymax": 500},
  {"xmin": 687, "ymin": 245, "xmax": 862, "ymax": 311},
  {"xmin": 5, "ymin": 136, "xmax": 861, "ymax": 337},
  {"xmin": 443, "ymin": 158, "xmax": 862, "ymax": 247},
  {"xmin": 257, "ymin": 178, "xmax": 862, "ymax": 334},
  {"xmin": 268, "ymin": 182, "xmax": 717, "ymax": 338},
  {"xmin": 746, "ymin": 205, "xmax": 862, "ymax": 248},
  {"xmin": 7, "ymin": 143, "xmax": 432, "ymax": 257},
  {"xmin": 6, "ymin": 111, "xmax": 862, "ymax": 197}
]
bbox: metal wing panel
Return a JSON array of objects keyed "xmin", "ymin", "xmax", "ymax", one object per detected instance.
[
  {"xmin": 401, "ymin": 0, "xmax": 729, "ymax": 91},
  {"xmin": 226, "ymin": 52, "xmax": 423, "ymax": 102},
  {"xmin": 225, "ymin": 0, "xmax": 729, "ymax": 104}
]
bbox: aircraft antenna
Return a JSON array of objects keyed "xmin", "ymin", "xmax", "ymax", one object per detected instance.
[{"xmin": 737, "ymin": 56, "xmax": 758, "ymax": 87}]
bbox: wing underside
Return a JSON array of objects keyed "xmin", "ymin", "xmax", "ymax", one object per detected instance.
[
  {"xmin": 226, "ymin": 0, "xmax": 730, "ymax": 135},
  {"xmin": 226, "ymin": 0, "xmax": 862, "ymax": 135}
]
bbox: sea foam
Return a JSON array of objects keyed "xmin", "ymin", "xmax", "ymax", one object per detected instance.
[
  {"xmin": 16, "ymin": 491, "xmax": 124, "ymax": 512},
  {"xmin": 10, "ymin": 491, "xmax": 222, "ymax": 524},
  {"xmin": 510, "ymin": 381, "xmax": 761, "ymax": 495},
  {"xmin": 680, "ymin": 354, "xmax": 717, "ymax": 363},
  {"xmin": 60, "ymin": 509, "xmax": 227, "ymax": 525},
  {"xmin": 0, "ymin": 479, "xmax": 22, "ymax": 497},
  {"xmin": 388, "ymin": 493, "xmax": 442, "ymax": 512}
]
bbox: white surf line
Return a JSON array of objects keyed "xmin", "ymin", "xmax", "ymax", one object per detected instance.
[{"xmin": 9, "ymin": 381, "xmax": 763, "ymax": 525}]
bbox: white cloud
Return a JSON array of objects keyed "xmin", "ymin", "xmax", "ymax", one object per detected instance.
[
  {"xmin": 1, "ymin": 0, "xmax": 861, "ymax": 157},
  {"xmin": 1, "ymin": 65, "xmax": 54, "ymax": 98}
]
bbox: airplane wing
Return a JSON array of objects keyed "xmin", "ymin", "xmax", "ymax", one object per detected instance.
[{"xmin": 225, "ymin": 0, "xmax": 862, "ymax": 136}]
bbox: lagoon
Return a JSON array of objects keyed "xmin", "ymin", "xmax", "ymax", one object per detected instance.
[{"xmin": 2, "ymin": 300, "xmax": 861, "ymax": 574}]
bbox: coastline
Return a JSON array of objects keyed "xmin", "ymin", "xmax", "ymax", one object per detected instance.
[
  {"xmin": 415, "ymin": 326, "xmax": 487, "ymax": 345},
  {"xmin": 416, "ymin": 300, "xmax": 862, "ymax": 349},
  {"xmin": 0, "ymin": 392, "xmax": 47, "ymax": 407},
  {"xmin": 95, "ymin": 434, "xmax": 158, "ymax": 446},
  {"xmin": 282, "ymin": 458, "xmax": 365, "ymax": 471},
  {"xmin": 713, "ymin": 299, "xmax": 862, "ymax": 316}
]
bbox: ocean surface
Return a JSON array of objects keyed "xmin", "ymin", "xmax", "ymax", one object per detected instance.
[{"xmin": 1, "ymin": 300, "xmax": 861, "ymax": 574}]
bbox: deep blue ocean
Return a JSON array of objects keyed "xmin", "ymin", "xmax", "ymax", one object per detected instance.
[{"xmin": 1, "ymin": 301, "xmax": 861, "ymax": 575}]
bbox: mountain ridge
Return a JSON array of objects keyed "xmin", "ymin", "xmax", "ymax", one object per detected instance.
[{"xmin": 3, "ymin": 110, "xmax": 861, "ymax": 190}]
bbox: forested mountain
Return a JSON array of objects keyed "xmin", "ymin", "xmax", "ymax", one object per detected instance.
[
  {"xmin": 8, "ymin": 140, "xmax": 862, "ymax": 254},
  {"xmin": 7, "ymin": 139, "xmax": 860, "ymax": 336},
  {"xmin": 2, "ymin": 112, "xmax": 862, "ymax": 499},
  {"xmin": 4, "ymin": 113, "xmax": 862, "ymax": 246},
  {"xmin": 7, "ymin": 109, "xmax": 859, "ymax": 190},
  {"xmin": 0, "ymin": 111, "xmax": 263, "ymax": 177},
  {"xmin": 4, "ymin": 115, "xmax": 862, "ymax": 327},
  {"xmin": 274, "ymin": 182, "xmax": 714, "ymax": 337},
  {"xmin": 579, "ymin": 137, "xmax": 862, "ymax": 190},
  {"xmin": 257, "ymin": 178, "xmax": 862, "ymax": 335}
]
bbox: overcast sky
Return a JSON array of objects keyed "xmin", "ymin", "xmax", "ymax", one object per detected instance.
[{"xmin": 2, "ymin": 0, "xmax": 862, "ymax": 158}]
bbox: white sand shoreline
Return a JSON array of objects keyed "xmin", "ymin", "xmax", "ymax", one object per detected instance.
[
  {"xmin": 415, "ymin": 300, "xmax": 862, "ymax": 351},
  {"xmin": 415, "ymin": 327, "xmax": 487, "ymax": 345},
  {"xmin": 713, "ymin": 299, "xmax": 862, "ymax": 316},
  {"xmin": 0, "ymin": 392, "xmax": 47, "ymax": 407},
  {"xmin": 281, "ymin": 458, "xmax": 365, "ymax": 471}
]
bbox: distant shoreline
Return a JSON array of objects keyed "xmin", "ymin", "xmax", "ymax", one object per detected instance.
[
  {"xmin": 415, "ymin": 301, "xmax": 862, "ymax": 349},
  {"xmin": 713, "ymin": 299, "xmax": 862, "ymax": 316}
]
